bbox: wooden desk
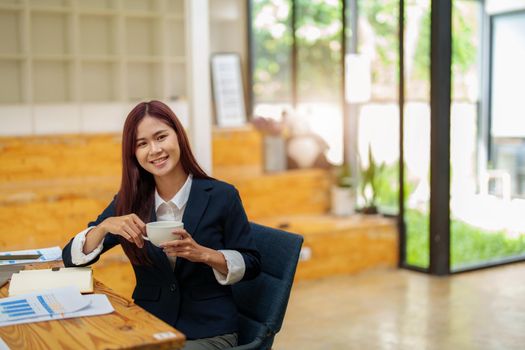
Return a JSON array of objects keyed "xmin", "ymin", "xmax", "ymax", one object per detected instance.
[{"xmin": 0, "ymin": 265, "xmax": 186, "ymax": 349}]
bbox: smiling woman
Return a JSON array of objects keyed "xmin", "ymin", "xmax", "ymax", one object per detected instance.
[
  {"xmin": 61, "ymin": 100, "xmax": 261, "ymax": 349},
  {"xmin": 134, "ymin": 117, "xmax": 184, "ymax": 191}
]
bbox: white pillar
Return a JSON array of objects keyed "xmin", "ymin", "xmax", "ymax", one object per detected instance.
[{"xmin": 185, "ymin": 0, "xmax": 213, "ymax": 174}]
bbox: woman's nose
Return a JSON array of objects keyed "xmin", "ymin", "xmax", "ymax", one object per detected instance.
[{"xmin": 149, "ymin": 141, "xmax": 161, "ymax": 154}]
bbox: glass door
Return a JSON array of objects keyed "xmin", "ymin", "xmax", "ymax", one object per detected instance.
[{"xmin": 450, "ymin": 8, "xmax": 525, "ymax": 271}]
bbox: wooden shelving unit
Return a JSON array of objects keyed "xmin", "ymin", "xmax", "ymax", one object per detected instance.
[{"xmin": 0, "ymin": 0, "xmax": 187, "ymax": 105}]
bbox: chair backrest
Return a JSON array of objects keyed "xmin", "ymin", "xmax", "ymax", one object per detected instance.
[{"xmin": 232, "ymin": 223, "xmax": 303, "ymax": 350}]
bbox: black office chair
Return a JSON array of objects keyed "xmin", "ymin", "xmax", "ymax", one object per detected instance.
[{"xmin": 231, "ymin": 223, "xmax": 303, "ymax": 350}]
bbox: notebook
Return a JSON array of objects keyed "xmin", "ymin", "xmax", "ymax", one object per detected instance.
[
  {"xmin": 8, "ymin": 267, "xmax": 93, "ymax": 296},
  {"xmin": 0, "ymin": 265, "xmax": 24, "ymax": 288}
]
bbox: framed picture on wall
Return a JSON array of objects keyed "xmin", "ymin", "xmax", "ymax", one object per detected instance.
[{"xmin": 211, "ymin": 53, "xmax": 247, "ymax": 127}]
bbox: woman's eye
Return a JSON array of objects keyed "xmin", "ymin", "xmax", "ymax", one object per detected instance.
[
  {"xmin": 157, "ymin": 134, "xmax": 167, "ymax": 141},
  {"xmin": 137, "ymin": 142, "xmax": 147, "ymax": 148}
]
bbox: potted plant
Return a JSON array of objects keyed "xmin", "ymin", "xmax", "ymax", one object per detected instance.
[
  {"xmin": 360, "ymin": 145, "xmax": 385, "ymax": 214},
  {"xmin": 330, "ymin": 163, "xmax": 356, "ymax": 216}
]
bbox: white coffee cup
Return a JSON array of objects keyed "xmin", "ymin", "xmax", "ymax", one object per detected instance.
[{"xmin": 144, "ymin": 221, "xmax": 184, "ymax": 247}]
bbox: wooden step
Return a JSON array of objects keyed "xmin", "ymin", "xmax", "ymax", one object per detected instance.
[
  {"xmin": 0, "ymin": 127, "xmax": 264, "ymax": 184},
  {"xmin": 212, "ymin": 125, "xmax": 264, "ymax": 180},
  {"xmin": 0, "ymin": 168, "xmax": 331, "ymax": 249},
  {"xmin": 212, "ymin": 125, "xmax": 263, "ymax": 169},
  {"xmin": 0, "ymin": 177, "xmax": 118, "ymax": 250},
  {"xmin": 0, "ymin": 134, "xmax": 122, "ymax": 183},
  {"xmin": 258, "ymin": 214, "xmax": 398, "ymax": 280},
  {"xmin": 226, "ymin": 169, "xmax": 331, "ymax": 220}
]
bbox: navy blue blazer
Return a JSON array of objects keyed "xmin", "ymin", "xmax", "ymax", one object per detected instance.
[{"xmin": 62, "ymin": 178, "xmax": 261, "ymax": 340}]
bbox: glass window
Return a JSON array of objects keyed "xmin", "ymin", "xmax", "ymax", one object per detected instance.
[
  {"xmin": 357, "ymin": 0, "xmax": 400, "ymax": 215},
  {"xmin": 251, "ymin": 0, "xmax": 343, "ymax": 164},
  {"xmin": 451, "ymin": 5, "xmax": 525, "ymax": 270},
  {"xmin": 403, "ymin": 0, "xmax": 431, "ymax": 268}
]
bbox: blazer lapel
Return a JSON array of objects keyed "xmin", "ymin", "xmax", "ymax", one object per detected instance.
[
  {"xmin": 173, "ymin": 178, "xmax": 212, "ymax": 274},
  {"xmin": 182, "ymin": 178, "xmax": 212, "ymax": 238}
]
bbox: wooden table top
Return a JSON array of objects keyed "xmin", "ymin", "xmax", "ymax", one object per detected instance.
[{"xmin": 0, "ymin": 264, "xmax": 185, "ymax": 350}]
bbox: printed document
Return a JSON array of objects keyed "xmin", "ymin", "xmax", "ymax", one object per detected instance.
[
  {"xmin": 0, "ymin": 287, "xmax": 89, "ymax": 323},
  {"xmin": 0, "ymin": 247, "xmax": 62, "ymax": 266},
  {"xmin": 0, "ymin": 287, "xmax": 114, "ymax": 327}
]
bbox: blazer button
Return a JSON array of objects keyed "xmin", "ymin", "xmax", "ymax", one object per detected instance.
[{"xmin": 170, "ymin": 284, "xmax": 177, "ymax": 292}]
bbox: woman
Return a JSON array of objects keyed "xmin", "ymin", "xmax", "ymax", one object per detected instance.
[{"xmin": 62, "ymin": 100, "xmax": 261, "ymax": 350}]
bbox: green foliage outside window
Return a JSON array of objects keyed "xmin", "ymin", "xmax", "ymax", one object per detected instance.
[
  {"xmin": 411, "ymin": 0, "xmax": 478, "ymax": 97},
  {"xmin": 296, "ymin": 0, "xmax": 342, "ymax": 101},
  {"xmin": 252, "ymin": 0, "xmax": 293, "ymax": 102},
  {"xmin": 360, "ymin": 0, "xmax": 399, "ymax": 97},
  {"xmin": 252, "ymin": 0, "xmax": 342, "ymax": 103},
  {"xmin": 406, "ymin": 209, "xmax": 525, "ymax": 269},
  {"xmin": 374, "ymin": 162, "xmax": 415, "ymax": 213}
]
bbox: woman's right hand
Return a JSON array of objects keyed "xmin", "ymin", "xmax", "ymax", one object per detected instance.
[{"xmin": 100, "ymin": 214, "xmax": 146, "ymax": 248}]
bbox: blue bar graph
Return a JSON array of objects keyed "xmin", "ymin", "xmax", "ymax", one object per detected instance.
[
  {"xmin": 37, "ymin": 296, "xmax": 53, "ymax": 315},
  {"xmin": 4, "ymin": 306, "xmax": 32, "ymax": 312},
  {"xmin": 7, "ymin": 311, "xmax": 35, "ymax": 317},
  {"xmin": 0, "ymin": 298, "xmax": 37, "ymax": 320},
  {"xmin": 0, "ymin": 299, "xmax": 28, "ymax": 306},
  {"xmin": 4, "ymin": 304, "xmax": 30, "ymax": 310}
]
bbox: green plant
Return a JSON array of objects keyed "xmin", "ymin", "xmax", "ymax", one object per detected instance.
[
  {"xmin": 373, "ymin": 161, "xmax": 416, "ymax": 213},
  {"xmin": 361, "ymin": 145, "xmax": 386, "ymax": 212},
  {"xmin": 406, "ymin": 209, "xmax": 525, "ymax": 269}
]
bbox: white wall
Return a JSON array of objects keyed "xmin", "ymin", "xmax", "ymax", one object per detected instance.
[{"xmin": 0, "ymin": 101, "xmax": 189, "ymax": 136}]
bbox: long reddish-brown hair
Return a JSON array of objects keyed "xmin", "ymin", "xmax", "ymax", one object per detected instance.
[{"xmin": 116, "ymin": 100, "xmax": 210, "ymax": 265}]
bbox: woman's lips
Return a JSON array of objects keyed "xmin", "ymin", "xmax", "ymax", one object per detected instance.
[{"xmin": 151, "ymin": 156, "xmax": 168, "ymax": 168}]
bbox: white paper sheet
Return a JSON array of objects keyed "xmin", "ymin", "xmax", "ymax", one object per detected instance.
[
  {"xmin": 0, "ymin": 247, "xmax": 62, "ymax": 266},
  {"xmin": 0, "ymin": 287, "xmax": 90, "ymax": 324},
  {"xmin": 1, "ymin": 294, "xmax": 114, "ymax": 327}
]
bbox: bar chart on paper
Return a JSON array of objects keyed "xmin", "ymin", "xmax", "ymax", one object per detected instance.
[
  {"xmin": 0, "ymin": 294, "xmax": 69, "ymax": 322},
  {"xmin": 0, "ymin": 299, "xmax": 36, "ymax": 319},
  {"xmin": 0, "ymin": 287, "xmax": 90, "ymax": 325}
]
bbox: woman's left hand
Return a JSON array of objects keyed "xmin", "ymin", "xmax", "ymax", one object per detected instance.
[
  {"xmin": 160, "ymin": 229, "xmax": 209, "ymax": 263},
  {"xmin": 160, "ymin": 229, "xmax": 228, "ymax": 275}
]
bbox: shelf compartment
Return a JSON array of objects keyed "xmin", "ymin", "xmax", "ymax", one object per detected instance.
[
  {"xmin": 31, "ymin": 12, "xmax": 70, "ymax": 56},
  {"xmin": 80, "ymin": 62, "xmax": 116, "ymax": 102},
  {"xmin": 122, "ymin": 0, "xmax": 155, "ymax": 12},
  {"xmin": 29, "ymin": 0, "xmax": 69, "ymax": 8},
  {"xmin": 166, "ymin": 0, "xmax": 183, "ymax": 14},
  {"xmin": 33, "ymin": 61, "xmax": 72, "ymax": 103},
  {"xmin": 169, "ymin": 62, "xmax": 186, "ymax": 100},
  {"xmin": 76, "ymin": 0, "xmax": 116, "ymax": 11},
  {"xmin": 0, "ymin": 60, "xmax": 23, "ymax": 104},
  {"xmin": 0, "ymin": 0, "xmax": 23, "ymax": 10},
  {"xmin": 127, "ymin": 62, "xmax": 163, "ymax": 102},
  {"xmin": 167, "ymin": 18, "xmax": 185, "ymax": 57},
  {"xmin": 79, "ymin": 14, "xmax": 115, "ymax": 56},
  {"xmin": 0, "ymin": 10, "xmax": 21, "ymax": 55},
  {"xmin": 125, "ymin": 17, "xmax": 160, "ymax": 56}
]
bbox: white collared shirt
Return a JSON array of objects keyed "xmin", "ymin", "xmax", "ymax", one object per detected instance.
[{"xmin": 70, "ymin": 174, "xmax": 245, "ymax": 285}]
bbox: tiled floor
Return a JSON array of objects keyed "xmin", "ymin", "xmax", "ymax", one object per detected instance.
[{"xmin": 273, "ymin": 263, "xmax": 525, "ymax": 350}]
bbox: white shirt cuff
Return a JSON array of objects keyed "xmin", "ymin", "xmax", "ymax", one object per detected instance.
[
  {"xmin": 70, "ymin": 227, "xmax": 105, "ymax": 265},
  {"xmin": 213, "ymin": 250, "xmax": 246, "ymax": 285}
]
